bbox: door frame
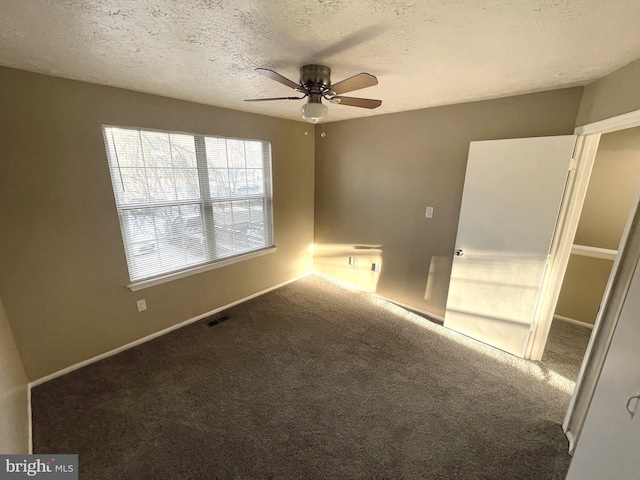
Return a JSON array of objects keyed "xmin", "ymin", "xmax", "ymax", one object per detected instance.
[
  {"xmin": 524, "ymin": 134, "xmax": 600, "ymax": 360},
  {"xmin": 525, "ymin": 108, "xmax": 640, "ymax": 452}
]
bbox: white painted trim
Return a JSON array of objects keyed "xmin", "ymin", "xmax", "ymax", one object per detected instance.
[
  {"xmin": 571, "ymin": 244, "xmax": 617, "ymax": 261},
  {"xmin": 565, "ymin": 429, "xmax": 576, "ymax": 454},
  {"xmin": 574, "ymin": 109, "xmax": 640, "ymax": 135},
  {"xmin": 377, "ymin": 295, "xmax": 445, "ymax": 323},
  {"xmin": 526, "ymin": 134, "xmax": 600, "ymax": 360},
  {"xmin": 313, "ymin": 272, "xmax": 445, "ymax": 323},
  {"xmin": 127, "ymin": 246, "xmax": 277, "ymax": 291},
  {"xmin": 563, "ymin": 107, "xmax": 640, "ymax": 455},
  {"xmin": 27, "ymin": 385, "xmax": 32, "ymax": 454},
  {"xmin": 564, "ymin": 185, "xmax": 640, "ymax": 452},
  {"xmin": 30, "ymin": 271, "xmax": 311, "ymax": 387},
  {"xmin": 554, "ymin": 314, "xmax": 594, "ymax": 330}
]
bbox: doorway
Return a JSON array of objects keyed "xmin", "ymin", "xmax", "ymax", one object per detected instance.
[
  {"xmin": 539, "ymin": 126, "xmax": 640, "ymax": 430},
  {"xmin": 549, "ymin": 111, "xmax": 640, "ymax": 452},
  {"xmin": 555, "ymin": 126, "xmax": 640, "ymax": 332}
]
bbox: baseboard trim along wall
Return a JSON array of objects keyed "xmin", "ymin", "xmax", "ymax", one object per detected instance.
[
  {"xmin": 378, "ymin": 295, "xmax": 445, "ymax": 324},
  {"xmin": 29, "ymin": 272, "xmax": 313, "ymax": 389},
  {"xmin": 554, "ymin": 314, "xmax": 595, "ymax": 330},
  {"xmin": 27, "ymin": 385, "xmax": 32, "ymax": 454},
  {"xmin": 27, "ymin": 269, "xmax": 443, "ymax": 449},
  {"xmin": 313, "ymin": 272, "xmax": 446, "ymax": 324}
]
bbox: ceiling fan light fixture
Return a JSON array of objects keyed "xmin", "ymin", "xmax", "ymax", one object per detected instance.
[
  {"xmin": 247, "ymin": 65, "xmax": 381, "ymax": 120},
  {"xmin": 301, "ymin": 101, "xmax": 328, "ymax": 124}
]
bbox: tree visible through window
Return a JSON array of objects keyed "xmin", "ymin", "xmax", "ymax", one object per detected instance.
[{"xmin": 103, "ymin": 126, "xmax": 274, "ymax": 282}]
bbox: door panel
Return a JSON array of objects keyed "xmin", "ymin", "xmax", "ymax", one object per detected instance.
[
  {"xmin": 444, "ymin": 136, "xmax": 576, "ymax": 356},
  {"xmin": 566, "ymin": 258, "xmax": 640, "ymax": 479}
]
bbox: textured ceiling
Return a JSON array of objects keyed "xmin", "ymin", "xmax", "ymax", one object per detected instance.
[{"xmin": 1, "ymin": 0, "xmax": 640, "ymax": 123}]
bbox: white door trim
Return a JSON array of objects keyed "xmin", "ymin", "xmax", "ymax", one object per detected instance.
[
  {"xmin": 553, "ymin": 108, "xmax": 640, "ymax": 453},
  {"xmin": 574, "ymin": 110, "xmax": 640, "ymax": 135},
  {"xmin": 525, "ymin": 134, "xmax": 600, "ymax": 360}
]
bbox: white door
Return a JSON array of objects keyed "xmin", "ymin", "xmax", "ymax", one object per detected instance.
[
  {"xmin": 566, "ymin": 257, "xmax": 640, "ymax": 479},
  {"xmin": 444, "ymin": 136, "xmax": 576, "ymax": 356}
]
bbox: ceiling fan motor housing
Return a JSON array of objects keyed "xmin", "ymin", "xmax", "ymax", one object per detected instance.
[{"xmin": 300, "ymin": 65, "xmax": 332, "ymax": 99}]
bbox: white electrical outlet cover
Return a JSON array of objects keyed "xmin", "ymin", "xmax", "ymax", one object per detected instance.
[{"xmin": 137, "ymin": 299, "xmax": 147, "ymax": 312}]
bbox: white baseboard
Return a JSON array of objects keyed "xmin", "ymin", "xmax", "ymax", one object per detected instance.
[
  {"xmin": 27, "ymin": 384, "xmax": 32, "ymax": 454},
  {"xmin": 313, "ymin": 272, "xmax": 445, "ymax": 323},
  {"xmin": 565, "ymin": 429, "xmax": 576, "ymax": 454},
  {"xmin": 29, "ymin": 272, "xmax": 312, "ymax": 388},
  {"xmin": 377, "ymin": 295, "xmax": 445, "ymax": 323},
  {"xmin": 554, "ymin": 314, "xmax": 594, "ymax": 330}
]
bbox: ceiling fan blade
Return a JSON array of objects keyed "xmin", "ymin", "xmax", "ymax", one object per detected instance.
[
  {"xmin": 330, "ymin": 73, "xmax": 378, "ymax": 94},
  {"xmin": 331, "ymin": 96, "xmax": 382, "ymax": 109},
  {"xmin": 245, "ymin": 96, "xmax": 305, "ymax": 102},
  {"xmin": 256, "ymin": 68, "xmax": 301, "ymax": 90}
]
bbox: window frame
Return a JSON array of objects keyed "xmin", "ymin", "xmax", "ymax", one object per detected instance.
[{"xmin": 102, "ymin": 124, "xmax": 276, "ymax": 290}]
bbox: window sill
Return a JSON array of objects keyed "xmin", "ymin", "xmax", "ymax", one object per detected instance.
[{"xmin": 127, "ymin": 246, "xmax": 277, "ymax": 291}]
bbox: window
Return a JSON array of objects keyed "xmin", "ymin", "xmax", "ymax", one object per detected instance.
[{"xmin": 103, "ymin": 126, "xmax": 274, "ymax": 283}]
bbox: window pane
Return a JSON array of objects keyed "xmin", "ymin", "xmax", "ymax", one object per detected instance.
[
  {"xmin": 118, "ymin": 167, "xmax": 149, "ymax": 204},
  {"xmin": 246, "ymin": 169, "xmax": 264, "ymax": 195},
  {"xmin": 165, "ymin": 207, "xmax": 206, "ymax": 260},
  {"xmin": 245, "ymin": 142, "xmax": 263, "ymax": 168},
  {"xmin": 140, "ymin": 131, "xmax": 172, "ymax": 168},
  {"xmin": 226, "ymin": 139, "xmax": 246, "ymax": 168},
  {"xmin": 228, "ymin": 169, "xmax": 247, "ymax": 196},
  {"xmin": 213, "ymin": 202, "xmax": 232, "ymax": 225},
  {"xmin": 120, "ymin": 205, "xmax": 209, "ymax": 280},
  {"xmin": 250, "ymin": 199, "xmax": 264, "ymax": 223},
  {"xmin": 205, "ymin": 137, "xmax": 227, "ymax": 168},
  {"xmin": 104, "ymin": 126, "xmax": 273, "ymax": 282},
  {"xmin": 174, "ymin": 169, "xmax": 200, "ymax": 200},
  {"xmin": 145, "ymin": 168, "xmax": 177, "ymax": 202},
  {"xmin": 170, "ymin": 134, "xmax": 197, "ymax": 168},
  {"xmin": 106, "ymin": 128, "xmax": 145, "ymax": 168},
  {"xmin": 209, "ymin": 169, "xmax": 230, "ymax": 197},
  {"xmin": 211, "ymin": 200, "xmax": 267, "ymax": 258},
  {"xmin": 232, "ymin": 200, "xmax": 251, "ymax": 225}
]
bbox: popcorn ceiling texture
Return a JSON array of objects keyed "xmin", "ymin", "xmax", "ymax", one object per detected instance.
[{"xmin": 1, "ymin": 0, "xmax": 640, "ymax": 123}]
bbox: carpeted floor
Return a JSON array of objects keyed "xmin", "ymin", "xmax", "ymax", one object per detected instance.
[{"xmin": 32, "ymin": 275, "xmax": 592, "ymax": 479}]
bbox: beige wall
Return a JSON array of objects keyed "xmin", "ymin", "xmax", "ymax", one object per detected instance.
[
  {"xmin": 0, "ymin": 67, "xmax": 315, "ymax": 380},
  {"xmin": 0, "ymin": 297, "xmax": 29, "ymax": 454},
  {"xmin": 314, "ymin": 88, "xmax": 583, "ymax": 317},
  {"xmin": 576, "ymin": 57, "xmax": 640, "ymax": 126},
  {"xmin": 555, "ymin": 255, "xmax": 612, "ymax": 326},
  {"xmin": 556, "ymin": 126, "xmax": 640, "ymax": 324},
  {"xmin": 574, "ymin": 127, "xmax": 640, "ymax": 250}
]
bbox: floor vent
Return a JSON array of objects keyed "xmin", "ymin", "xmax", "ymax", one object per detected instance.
[{"xmin": 206, "ymin": 314, "xmax": 230, "ymax": 327}]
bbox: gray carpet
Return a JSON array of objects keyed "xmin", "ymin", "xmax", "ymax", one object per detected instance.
[
  {"xmin": 32, "ymin": 275, "xmax": 590, "ymax": 479},
  {"xmin": 542, "ymin": 319, "xmax": 592, "ymax": 385}
]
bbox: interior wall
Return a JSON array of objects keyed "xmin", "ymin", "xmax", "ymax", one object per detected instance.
[
  {"xmin": 555, "ymin": 126, "xmax": 640, "ymax": 325},
  {"xmin": 313, "ymin": 88, "xmax": 583, "ymax": 317},
  {"xmin": 0, "ymin": 67, "xmax": 315, "ymax": 381},
  {"xmin": 0, "ymin": 296, "xmax": 29, "ymax": 454},
  {"xmin": 555, "ymin": 255, "xmax": 615, "ymax": 326},
  {"xmin": 575, "ymin": 57, "xmax": 640, "ymax": 127}
]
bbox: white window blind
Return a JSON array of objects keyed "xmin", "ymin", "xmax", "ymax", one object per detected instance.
[{"xmin": 103, "ymin": 126, "xmax": 274, "ymax": 282}]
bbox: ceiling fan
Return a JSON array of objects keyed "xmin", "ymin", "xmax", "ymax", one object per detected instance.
[{"xmin": 245, "ymin": 64, "xmax": 382, "ymax": 123}]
